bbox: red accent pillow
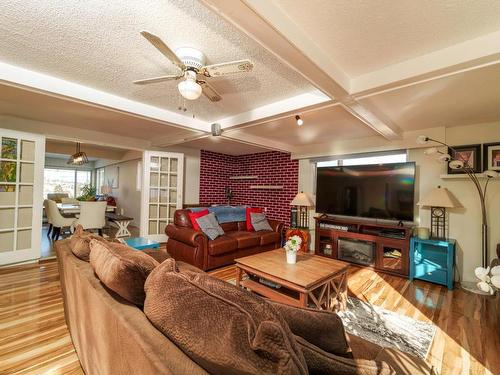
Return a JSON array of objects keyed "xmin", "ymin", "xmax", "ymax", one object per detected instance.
[
  {"xmin": 246, "ymin": 207, "xmax": 263, "ymax": 231},
  {"xmin": 188, "ymin": 209, "xmax": 209, "ymax": 231}
]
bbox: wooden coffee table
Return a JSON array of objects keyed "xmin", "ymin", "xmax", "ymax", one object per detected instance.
[{"xmin": 235, "ymin": 249, "xmax": 349, "ymax": 312}]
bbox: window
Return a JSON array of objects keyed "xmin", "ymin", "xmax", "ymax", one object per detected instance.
[{"xmin": 43, "ymin": 168, "xmax": 92, "ymax": 198}]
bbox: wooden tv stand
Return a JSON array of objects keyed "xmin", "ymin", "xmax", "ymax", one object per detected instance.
[{"xmin": 314, "ymin": 215, "xmax": 413, "ymax": 277}]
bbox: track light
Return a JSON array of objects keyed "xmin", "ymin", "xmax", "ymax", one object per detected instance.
[{"xmin": 295, "ymin": 115, "xmax": 303, "ymax": 126}]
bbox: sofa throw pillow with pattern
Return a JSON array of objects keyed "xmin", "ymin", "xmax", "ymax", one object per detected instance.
[
  {"xmin": 250, "ymin": 212, "xmax": 273, "ymax": 231},
  {"xmin": 188, "ymin": 209, "xmax": 209, "ymax": 231},
  {"xmin": 196, "ymin": 212, "xmax": 225, "ymax": 240}
]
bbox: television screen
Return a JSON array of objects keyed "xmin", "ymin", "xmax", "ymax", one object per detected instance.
[{"xmin": 316, "ymin": 162, "xmax": 416, "ymax": 222}]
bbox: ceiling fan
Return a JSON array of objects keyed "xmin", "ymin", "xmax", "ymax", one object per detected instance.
[{"xmin": 134, "ymin": 31, "xmax": 254, "ymax": 102}]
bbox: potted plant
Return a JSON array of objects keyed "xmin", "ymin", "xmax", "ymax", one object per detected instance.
[
  {"xmin": 76, "ymin": 184, "xmax": 97, "ymax": 201},
  {"xmin": 284, "ymin": 235, "xmax": 302, "ymax": 264}
]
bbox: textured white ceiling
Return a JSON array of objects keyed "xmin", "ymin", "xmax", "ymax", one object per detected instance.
[
  {"xmin": 274, "ymin": 0, "xmax": 500, "ymax": 77},
  {"xmin": 0, "ymin": 0, "xmax": 313, "ymax": 122},
  {"xmin": 231, "ymin": 106, "xmax": 376, "ymax": 146},
  {"xmin": 0, "ymin": 84, "xmax": 200, "ymax": 140},
  {"xmin": 358, "ymin": 63, "xmax": 500, "ymax": 131}
]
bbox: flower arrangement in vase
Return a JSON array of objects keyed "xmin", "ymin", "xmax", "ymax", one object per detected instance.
[
  {"xmin": 474, "ymin": 265, "xmax": 500, "ymax": 295},
  {"xmin": 284, "ymin": 235, "xmax": 302, "ymax": 264}
]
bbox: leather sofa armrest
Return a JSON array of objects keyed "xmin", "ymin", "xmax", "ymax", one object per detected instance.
[
  {"xmin": 268, "ymin": 219, "xmax": 284, "ymax": 234},
  {"xmin": 166, "ymin": 224, "xmax": 207, "ymax": 246}
]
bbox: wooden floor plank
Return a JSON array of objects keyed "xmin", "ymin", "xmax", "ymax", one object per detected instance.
[{"xmin": 1, "ymin": 258, "xmax": 498, "ymax": 374}]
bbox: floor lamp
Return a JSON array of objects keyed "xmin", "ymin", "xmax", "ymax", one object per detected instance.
[{"xmin": 417, "ymin": 136, "xmax": 498, "ymax": 294}]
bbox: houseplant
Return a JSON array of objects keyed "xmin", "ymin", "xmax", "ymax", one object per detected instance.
[
  {"xmin": 76, "ymin": 184, "xmax": 97, "ymax": 201},
  {"xmin": 284, "ymin": 235, "xmax": 302, "ymax": 264}
]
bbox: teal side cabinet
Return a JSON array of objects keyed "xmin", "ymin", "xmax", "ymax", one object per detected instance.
[{"xmin": 410, "ymin": 237, "xmax": 455, "ymax": 290}]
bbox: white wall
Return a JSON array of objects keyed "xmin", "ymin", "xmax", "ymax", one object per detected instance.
[{"xmin": 298, "ymin": 122, "xmax": 500, "ymax": 282}]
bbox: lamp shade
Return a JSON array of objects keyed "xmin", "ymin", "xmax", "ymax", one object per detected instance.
[
  {"xmin": 417, "ymin": 186, "xmax": 462, "ymax": 208},
  {"xmin": 290, "ymin": 192, "xmax": 314, "ymax": 207}
]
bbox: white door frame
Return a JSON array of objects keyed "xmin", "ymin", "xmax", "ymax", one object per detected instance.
[
  {"xmin": 140, "ymin": 151, "xmax": 184, "ymax": 242},
  {"xmin": 0, "ymin": 128, "xmax": 45, "ymax": 265}
]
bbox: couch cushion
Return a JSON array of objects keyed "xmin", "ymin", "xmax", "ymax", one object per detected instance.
[
  {"xmin": 220, "ymin": 221, "xmax": 238, "ymax": 232},
  {"xmin": 89, "ymin": 240, "xmax": 159, "ymax": 305},
  {"xmin": 69, "ymin": 224, "xmax": 107, "ymax": 261},
  {"xmin": 207, "ymin": 235, "xmax": 238, "ymax": 256},
  {"xmin": 246, "ymin": 207, "xmax": 263, "ymax": 231},
  {"xmin": 295, "ymin": 336, "xmax": 395, "ymax": 375},
  {"xmin": 226, "ymin": 231, "xmax": 261, "ymax": 249},
  {"xmin": 142, "ymin": 248, "xmax": 172, "ymax": 264},
  {"xmin": 259, "ymin": 230, "xmax": 281, "ymax": 246},
  {"xmin": 268, "ymin": 300, "xmax": 351, "ymax": 357},
  {"xmin": 188, "ymin": 209, "xmax": 210, "ymax": 231},
  {"xmin": 144, "ymin": 259, "xmax": 308, "ymax": 375}
]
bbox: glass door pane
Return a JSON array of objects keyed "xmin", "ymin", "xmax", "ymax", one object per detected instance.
[
  {"xmin": 141, "ymin": 151, "xmax": 183, "ymax": 242},
  {"xmin": 0, "ymin": 129, "xmax": 43, "ymax": 265}
]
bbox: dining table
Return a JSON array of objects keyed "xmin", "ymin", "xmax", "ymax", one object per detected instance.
[{"xmin": 56, "ymin": 203, "xmax": 116, "ymax": 215}]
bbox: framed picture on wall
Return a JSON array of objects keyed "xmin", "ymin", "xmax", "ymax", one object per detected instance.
[
  {"xmin": 447, "ymin": 144, "xmax": 482, "ymax": 174},
  {"xmin": 483, "ymin": 142, "xmax": 500, "ymax": 172},
  {"xmin": 107, "ymin": 166, "xmax": 119, "ymax": 189}
]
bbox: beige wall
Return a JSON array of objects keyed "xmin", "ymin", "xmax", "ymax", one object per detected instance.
[{"xmin": 299, "ymin": 122, "xmax": 500, "ymax": 282}]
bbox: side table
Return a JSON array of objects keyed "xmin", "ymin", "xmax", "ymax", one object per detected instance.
[{"xmin": 410, "ymin": 237, "xmax": 455, "ymax": 290}]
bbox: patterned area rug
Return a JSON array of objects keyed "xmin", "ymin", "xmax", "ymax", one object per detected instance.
[
  {"xmin": 338, "ymin": 297, "xmax": 436, "ymax": 359},
  {"xmin": 226, "ymin": 277, "xmax": 435, "ymax": 359}
]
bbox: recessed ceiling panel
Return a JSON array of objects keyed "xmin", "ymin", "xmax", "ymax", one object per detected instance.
[
  {"xmin": 358, "ymin": 63, "xmax": 500, "ymax": 131},
  {"xmin": 0, "ymin": 84, "xmax": 201, "ymax": 140},
  {"xmin": 275, "ymin": 0, "xmax": 500, "ymax": 76},
  {"xmin": 231, "ymin": 105, "xmax": 376, "ymax": 146},
  {"xmin": 0, "ymin": 0, "xmax": 314, "ymax": 122}
]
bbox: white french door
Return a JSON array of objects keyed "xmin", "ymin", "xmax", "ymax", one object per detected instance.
[
  {"xmin": 140, "ymin": 151, "xmax": 184, "ymax": 242},
  {"xmin": 0, "ymin": 129, "xmax": 44, "ymax": 265}
]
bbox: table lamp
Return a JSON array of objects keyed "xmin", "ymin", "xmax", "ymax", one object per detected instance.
[
  {"xmin": 417, "ymin": 186, "xmax": 462, "ymax": 239},
  {"xmin": 290, "ymin": 192, "xmax": 314, "ymax": 229}
]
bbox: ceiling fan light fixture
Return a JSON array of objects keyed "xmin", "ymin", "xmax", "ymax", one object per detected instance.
[
  {"xmin": 178, "ymin": 76, "xmax": 202, "ymax": 100},
  {"xmin": 295, "ymin": 115, "xmax": 304, "ymax": 126}
]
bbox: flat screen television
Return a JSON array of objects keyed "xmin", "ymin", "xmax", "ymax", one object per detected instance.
[{"xmin": 316, "ymin": 162, "xmax": 416, "ymax": 222}]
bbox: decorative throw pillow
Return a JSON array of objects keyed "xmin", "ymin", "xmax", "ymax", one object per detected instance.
[
  {"xmin": 188, "ymin": 209, "xmax": 209, "ymax": 231},
  {"xmin": 69, "ymin": 224, "xmax": 107, "ymax": 261},
  {"xmin": 267, "ymin": 300, "xmax": 351, "ymax": 357},
  {"xmin": 250, "ymin": 212, "xmax": 273, "ymax": 232},
  {"xmin": 295, "ymin": 335, "xmax": 395, "ymax": 375},
  {"xmin": 144, "ymin": 259, "xmax": 308, "ymax": 375},
  {"xmin": 89, "ymin": 239, "xmax": 159, "ymax": 305},
  {"xmin": 195, "ymin": 212, "xmax": 224, "ymax": 240},
  {"xmin": 245, "ymin": 207, "xmax": 263, "ymax": 231}
]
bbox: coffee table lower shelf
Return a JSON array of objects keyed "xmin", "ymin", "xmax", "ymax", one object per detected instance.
[{"xmin": 239, "ymin": 279, "xmax": 303, "ymax": 307}]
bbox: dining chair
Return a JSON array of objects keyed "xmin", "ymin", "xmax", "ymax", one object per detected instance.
[
  {"xmin": 43, "ymin": 199, "xmax": 54, "ymax": 237},
  {"xmin": 61, "ymin": 197, "xmax": 80, "ymax": 205},
  {"xmin": 71, "ymin": 201, "xmax": 107, "ymax": 236},
  {"xmin": 47, "ymin": 200, "xmax": 76, "ymax": 240}
]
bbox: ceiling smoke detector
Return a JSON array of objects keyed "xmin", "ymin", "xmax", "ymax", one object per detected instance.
[{"xmin": 211, "ymin": 123, "xmax": 222, "ymax": 136}]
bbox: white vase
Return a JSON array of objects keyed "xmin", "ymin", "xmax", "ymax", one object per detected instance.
[{"xmin": 286, "ymin": 251, "xmax": 297, "ymax": 264}]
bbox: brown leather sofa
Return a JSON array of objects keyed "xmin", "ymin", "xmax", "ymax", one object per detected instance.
[
  {"xmin": 56, "ymin": 239, "xmax": 435, "ymax": 375},
  {"xmin": 166, "ymin": 209, "xmax": 284, "ymax": 271}
]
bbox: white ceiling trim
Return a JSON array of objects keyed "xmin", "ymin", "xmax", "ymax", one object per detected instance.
[
  {"xmin": 200, "ymin": 0, "xmax": 402, "ymax": 141},
  {"xmin": 221, "ymin": 132, "xmax": 297, "ymax": 154},
  {"xmin": 217, "ymin": 90, "xmax": 330, "ymax": 129},
  {"xmin": 0, "ymin": 61, "xmax": 209, "ymax": 133},
  {"xmin": 351, "ymin": 30, "xmax": 500, "ymax": 94}
]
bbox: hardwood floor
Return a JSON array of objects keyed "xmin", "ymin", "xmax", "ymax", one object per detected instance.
[{"xmin": 1, "ymin": 259, "xmax": 499, "ymax": 374}]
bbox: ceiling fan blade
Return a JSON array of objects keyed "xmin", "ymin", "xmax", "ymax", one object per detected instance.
[
  {"xmin": 199, "ymin": 81, "xmax": 222, "ymax": 102},
  {"xmin": 201, "ymin": 59, "xmax": 253, "ymax": 77},
  {"xmin": 133, "ymin": 74, "xmax": 183, "ymax": 85},
  {"xmin": 140, "ymin": 31, "xmax": 185, "ymax": 70}
]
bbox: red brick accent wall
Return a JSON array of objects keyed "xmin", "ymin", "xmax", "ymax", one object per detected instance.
[{"xmin": 200, "ymin": 150, "xmax": 299, "ymax": 226}]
